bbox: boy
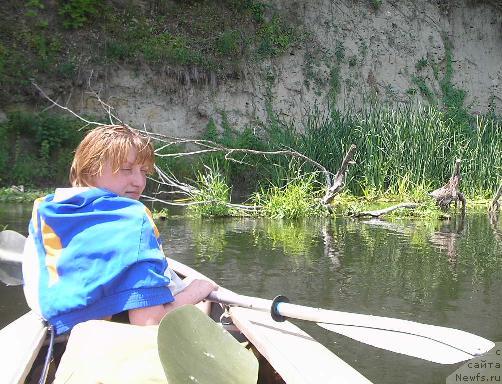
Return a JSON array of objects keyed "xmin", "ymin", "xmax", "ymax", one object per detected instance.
[{"xmin": 22, "ymin": 125, "xmax": 217, "ymax": 335}]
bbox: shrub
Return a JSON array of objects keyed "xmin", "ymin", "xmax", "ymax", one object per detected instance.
[
  {"xmin": 58, "ymin": 0, "xmax": 101, "ymax": 29},
  {"xmin": 0, "ymin": 111, "xmax": 86, "ymax": 186}
]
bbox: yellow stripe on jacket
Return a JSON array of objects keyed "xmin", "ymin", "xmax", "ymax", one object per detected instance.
[{"xmin": 41, "ymin": 218, "xmax": 62, "ymax": 286}]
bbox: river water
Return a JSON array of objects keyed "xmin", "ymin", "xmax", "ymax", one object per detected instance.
[{"xmin": 1, "ymin": 202, "xmax": 501, "ymax": 384}]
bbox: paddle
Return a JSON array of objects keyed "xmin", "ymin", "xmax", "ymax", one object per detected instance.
[
  {"xmin": 0, "ymin": 230, "xmax": 26, "ymax": 286},
  {"xmin": 0, "ymin": 230, "xmax": 495, "ymax": 365},
  {"xmin": 208, "ymin": 290, "xmax": 494, "ymax": 364},
  {"xmin": 158, "ymin": 305, "xmax": 258, "ymax": 384}
]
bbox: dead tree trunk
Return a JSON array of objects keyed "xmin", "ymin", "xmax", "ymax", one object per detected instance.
[
  {"xmin": 429, "ymin": 159, "xmax": 466, "ymax": 213},
  {"xmin": 488, "ymin": 181, "xmax": 502, "ymax": 213},
  {"xmin": 321, "ymin": 144, "xmax": 356, "ymax": 207}
]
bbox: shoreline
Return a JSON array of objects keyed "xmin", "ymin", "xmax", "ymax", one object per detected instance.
[{"xmin": 0, "ymin": 187, "xmax": 494, "ymax": 216}]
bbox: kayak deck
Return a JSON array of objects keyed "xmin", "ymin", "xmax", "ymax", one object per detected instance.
[
  {"xmin": 0, "ymin": 311, "xmax": 47, "ymax": 384},
  {"xmin": 171, "ymin": 258, "xmax": 372, "ymax": 384},
  {"xmin": 0, "ymin": 258, "xmax": 372, "ymax": 384},
  {"xmin": 230, "ymin": 306, "xmax": 372, "ymax": 384}
]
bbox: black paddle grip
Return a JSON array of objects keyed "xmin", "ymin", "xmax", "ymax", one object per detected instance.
[{"xmin": 271, "ymin": 295, "xmax": 290, "ymax": 322}]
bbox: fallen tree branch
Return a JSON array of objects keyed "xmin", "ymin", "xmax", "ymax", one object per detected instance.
[
  {"xmin": 31, "ymin": 82, "xmax": 351, "ymax": 214},
  {"xmin": 32, "ymin": 81, "xmax": 104, "ymax": 127},
  {"xmin": 142, "ymin": 194, "xmax": 261, "ymax": 212},
  {"xmin": 352, "ymin": 203, "xmax": 419, "ymax": 218},
  {"xmin": 150, "ymin": 133, "xmax": 336, "ymax": 188}
]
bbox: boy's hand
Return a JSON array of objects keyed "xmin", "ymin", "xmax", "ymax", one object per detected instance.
[{"xmin": 192, "ymin": 278, "xmax": 219, "ymax": 295}]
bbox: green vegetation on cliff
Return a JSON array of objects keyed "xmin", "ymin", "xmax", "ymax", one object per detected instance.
[{"xmin": 0, "ymin": 0, "xmax": 299, "ymax": 104}]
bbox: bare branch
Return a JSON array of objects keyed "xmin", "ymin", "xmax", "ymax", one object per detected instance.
[
  {"xmin": 152, "ymin": 135, "xmax": 335, "ymax": 185},
  {"xmin": 85, "ymin": 90, "xmax": 124, "ymax": 125},
  {"xmin": 152, "ymin": 165, "xmax": 198, "ymax": 196},
  {"xmin": 155, "ymin": 148, "xmax": 220, "ymax": 157},
  {"xmin": 32, "ymin": 82, "xmax": 353, "ymax": 214},
  {"xmin": 142, "ymin": 194, "xmax": 209, "ymax": 207},
  {"xmin": 142, "ymin": 194, "xmax": 260, "ymax": 212},
  {"xmin": 32, "ymin": 82, "xmax": 103, "ymax": 126},
  {"xmin": 352, "ymin": 203, "xmax": 419, "ymax": 218},
  {"xmin": 227, "ymin": 203, "xmax": 262, "ymax": 211}
]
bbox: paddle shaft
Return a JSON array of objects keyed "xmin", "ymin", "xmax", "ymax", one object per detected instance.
[
  {"xmin": 210, "ymin": 290, "xmax": 468, "ymax": 336},
  {"xmin": 209, "ymin": 291, "xmax": 338, "ymax": 324}
]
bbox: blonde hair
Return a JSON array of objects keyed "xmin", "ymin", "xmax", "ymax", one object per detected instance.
[{"xmin": 70, "ymin": 125, "xmax": 155, "ymax": 187}]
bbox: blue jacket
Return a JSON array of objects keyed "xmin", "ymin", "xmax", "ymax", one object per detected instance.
[{"xmin": 23, "ymin": 188, "xmax": 174, "ymax": 335}]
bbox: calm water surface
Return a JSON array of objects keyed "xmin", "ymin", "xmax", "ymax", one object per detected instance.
[{"xmin": 1, "ymin": 202, "xmax": 501, "ymax": 384}]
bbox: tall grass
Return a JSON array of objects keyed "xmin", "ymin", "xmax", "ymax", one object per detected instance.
[
  {"xmin": 167, "ymin": 104, "xmax": 501, "ymax": 209},
  {"xmin": 299, "ymin": 105, "xmax": 502, "ymax": 198}
]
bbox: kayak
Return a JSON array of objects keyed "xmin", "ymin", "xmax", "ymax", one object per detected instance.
[{"xmin": 0, "ymin": 257, "xmax": 372, "ymax": 384}]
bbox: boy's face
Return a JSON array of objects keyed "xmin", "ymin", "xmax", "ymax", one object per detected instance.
[{"xmin": 91, "ymin": 148, "xmax": 148, "ymax": 200}]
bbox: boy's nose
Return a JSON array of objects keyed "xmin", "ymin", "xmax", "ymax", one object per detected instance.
[{"xmin": 131, "ymin": 169, "xmax": 146, "ymax": 187}]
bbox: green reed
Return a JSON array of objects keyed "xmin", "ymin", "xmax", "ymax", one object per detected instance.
[
  {"xmin": 299, "ymin": 105, "xmax": 502, "ymax": 198},
  {"xmin": 168, "ymin": 104, "xmax": 501, "ymax": 218}
]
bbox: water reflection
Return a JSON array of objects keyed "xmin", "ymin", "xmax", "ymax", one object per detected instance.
[
  {"xmin": 322, "ymin": 220, "xmax": 342, "ymax": 270},
  {"xmin": 428, "ymin": 215, "xmax": 464, "ymax": 266},
  {"xmin": 489, "ymin": 210, "xmax": 502, "ymax": 244},
  {"xmin": 1, "ymin": 204, "xmax": 502, "ymax": 384},
  {"xmin": 190, "ymin": 218, "xmax": 229, "ymax": 263}
]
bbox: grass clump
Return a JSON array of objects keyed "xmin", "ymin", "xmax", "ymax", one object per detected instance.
[
  {"xmin": 58, "ymin": 0, "xmax": 102, "ymax": 29},
  {"xmin": 256, "ymin": 15, "xmax": 298, "ymax": 57},
  {"xmin": 253, "ymin": 173, "xmax": 325, "ymax": 219},
  {"xmin": 189, "ymin": 168, "xmax": 235, "ymax": 217},
  {"xmin": 299, "ymin": 105, "xmax": 502, "ymax": 199}
]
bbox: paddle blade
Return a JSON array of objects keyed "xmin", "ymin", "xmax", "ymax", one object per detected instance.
[
  {"xmin": 158, "ymin": 305, "xmax": 258, "ymax": 384},
  {"xmin": 0, "ymin": 262, "xmax": 23, "ymax": 286},
  {"xmin": 0, "ymin": 230, "xmax": 26, "ymax": 263},
  {"xmin": 318, "ymin": 322, "xmax": 493, "ymax": 364},
  {"xmin": 0, "ymin": 230, "xmax": 26, "ymax": 286}
]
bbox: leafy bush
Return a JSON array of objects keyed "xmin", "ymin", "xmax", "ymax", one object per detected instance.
[
  {"xmin": 216, "ymin": 30, "xmax": 241, "ymax": 56},
  {"xmin": 142, "ymin": 33, "xmax": 202, "ymax": 66},
  {"xmin": 58, "ymin": 0, "xmax": 101, "ymax": 29},
  {"xmin": 256, "ymin": 16, "xmax": 296, "ymax": 57},
  {"xmin": 0, "ymin": 112, "xmax": 86, "ymax": 186}
]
